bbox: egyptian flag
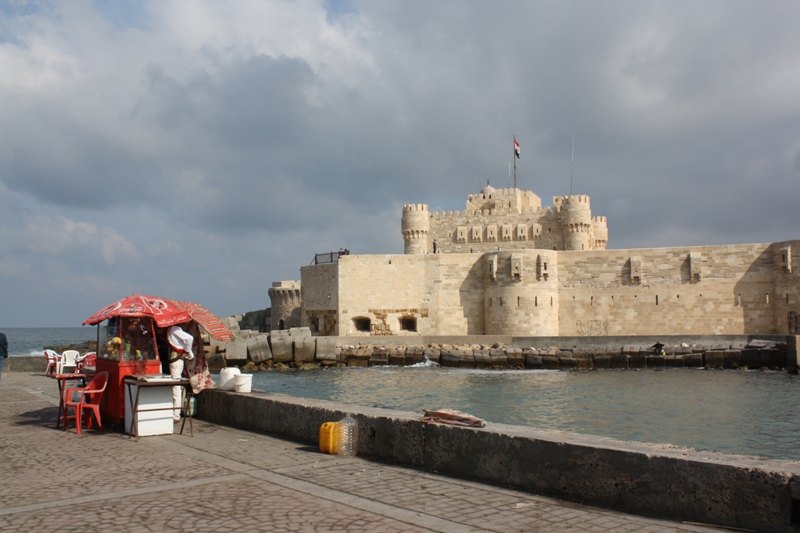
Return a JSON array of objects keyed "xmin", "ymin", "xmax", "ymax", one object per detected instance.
[{"xmin": 514, "ymin": 139, "xmax": 520, "ymax": 159}]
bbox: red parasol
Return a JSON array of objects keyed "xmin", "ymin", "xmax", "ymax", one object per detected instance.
[{"xmin": 83, "ymin": 294, "xmax": 234, "ymax": 341}]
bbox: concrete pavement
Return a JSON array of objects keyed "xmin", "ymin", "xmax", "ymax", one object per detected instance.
[{"xmin": 0, "ymin": 372, "xmax": 725, "ymax": 532}]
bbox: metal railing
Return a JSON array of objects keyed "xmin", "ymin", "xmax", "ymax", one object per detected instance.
[{"xmin": 312, "ymin": 250, "xmax": 350, "ymax": 265}]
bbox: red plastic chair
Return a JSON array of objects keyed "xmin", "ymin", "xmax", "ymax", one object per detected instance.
[
  {"xmin": 76, "ymin": 352, "xmax": 97, "ymax": 372},
  {"xmin": 63, "ymin": 371, "xmax": 109, "ymax": 434}
]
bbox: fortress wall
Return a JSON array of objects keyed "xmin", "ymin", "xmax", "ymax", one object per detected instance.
[
  {"xmin": 337, "ymin": 254, "xmax": 431, "ymax": 336},
  {"xmin": 335, "ymin": 254, "xmax": 486, "ymax": 336},
  {"xmin": 556, "ymin": 244, "xmax": 782, "ymax": 336},
  {"xmin": 428, "ymin": 210, "xmax": 564, "ymax": 254},
  {"xmin": 299, "ymin": 263, "xmax": 339, "ymax": 336}
]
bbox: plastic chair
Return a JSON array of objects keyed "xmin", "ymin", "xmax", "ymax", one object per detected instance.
[
  {"xmin": 63, "ymin": 371, "xmax": 109, "ymax": 434},
  {"xmin": 44, "ymin": 349, "xmax": 61, "ymax": 376},
  {"xmin": 57, "ymin": 350, "xmax": 79, "ymax": 374},
  {"xmin": 76, "ymin": 352, "xmax": 97, "ymax": 372}
]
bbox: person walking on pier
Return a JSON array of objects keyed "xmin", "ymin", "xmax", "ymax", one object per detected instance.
[{"xmin": 0, "ymin": 331, "xmax": 7, "ymax": 381}]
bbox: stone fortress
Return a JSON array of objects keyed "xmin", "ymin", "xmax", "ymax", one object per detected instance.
[
  {"xmin": 401, "ymin": 184, "xmax": 608, "ymax": 255},
  {"xmin": 279, "ymin": 184, "xmax": 799, "ymax": 339}
]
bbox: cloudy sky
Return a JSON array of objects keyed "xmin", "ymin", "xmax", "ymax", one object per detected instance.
[{"xmin": 1, "ymin": 0, "xmax": 799, "ymax": 327}]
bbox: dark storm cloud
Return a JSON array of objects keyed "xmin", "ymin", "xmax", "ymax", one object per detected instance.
[{"xmin": 1, "ymin": 0, "xmax": 799, "ymax": 326}]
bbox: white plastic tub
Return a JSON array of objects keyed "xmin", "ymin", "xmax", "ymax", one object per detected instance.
[{"xmin": 234, "ymin": 373, "xmax": 252, "ymax": 393}]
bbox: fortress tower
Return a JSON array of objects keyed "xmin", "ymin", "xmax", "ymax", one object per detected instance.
[
  {"xmin": 401, "ymin": 204, "xmax": 430, "ymax": 254},
  {"xmin": 556, "ymin": 195, "xmax": 593, "ymax": 251},
  {"xmin": 268, "ymin": 281, "xmax": 301, "ymax": 331}
]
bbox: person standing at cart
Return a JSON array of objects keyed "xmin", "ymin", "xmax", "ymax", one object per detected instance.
[{"xmin": 167, "ymin": 325, "xmax": 194, "ymax": 421}]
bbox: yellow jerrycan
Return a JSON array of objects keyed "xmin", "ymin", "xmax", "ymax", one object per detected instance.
[{"xmin": 319, "ymin": 422, "xmax": 339, "ymax": 454}]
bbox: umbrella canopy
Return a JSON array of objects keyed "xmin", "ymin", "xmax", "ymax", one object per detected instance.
[{"xmin": 83, "ymin": 294, "xmax": 234, "ymax": 341}]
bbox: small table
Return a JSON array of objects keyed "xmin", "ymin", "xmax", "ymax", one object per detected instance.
[
  {"xmin": 123, "ymin": 376, "xmax": 194, "ymax": 441},
  {"xmin": 48, "ymin": 372, "xmax": 93, "ymax": 429}
]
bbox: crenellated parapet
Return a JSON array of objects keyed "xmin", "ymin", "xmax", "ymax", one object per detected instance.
[{"xmin": 405, "ymin": 187, "xmax": 607, "ymax": 254}]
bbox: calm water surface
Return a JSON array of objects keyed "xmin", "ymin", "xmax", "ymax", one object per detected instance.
[{"xmin": 252, "ymin": 366, "xmax": 800, "ymax": 461}]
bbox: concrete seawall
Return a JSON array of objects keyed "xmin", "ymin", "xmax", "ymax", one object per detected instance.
[{"xmin": 197, "ymin": 387, "xmax": 800, "ymax": 533}]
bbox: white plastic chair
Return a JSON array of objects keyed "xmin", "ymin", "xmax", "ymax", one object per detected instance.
[
  {"xmin": 44, "ymin": 349, "xmax": 61, "ymax": 376},
  {"xmin": 57, "ymin": 350, "xmax": 79, "ymax": 374}
]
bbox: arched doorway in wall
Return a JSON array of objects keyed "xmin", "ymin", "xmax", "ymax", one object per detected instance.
[
  {"xmin": 353, "ymin": 317, "xmax": 371, "ymax": 332},
  {"xmin": 279, "ymin": 319, "xmax": 285, "ymax": 330}
]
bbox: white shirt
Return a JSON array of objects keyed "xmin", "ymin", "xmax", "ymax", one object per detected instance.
[{"xmin": 167, "ymin": 326, "xmax": 194, "ymax": 360}]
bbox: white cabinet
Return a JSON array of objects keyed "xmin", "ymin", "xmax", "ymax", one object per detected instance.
[{"xmin": 124, "ymin": 382, "xmax": 174, "ymax": 437}]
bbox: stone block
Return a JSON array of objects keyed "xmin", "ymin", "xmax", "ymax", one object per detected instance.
[
  {"xmin": 559, "ymin": 357, "xmax": 577, "ymax": 368},
  {"xmin": 789, "ymin": 336, "xmax": 800, "ymax": 372},
  {"xmin": 742, "ymin": 349, "xmax": 761, "ymax": 368},
  {"xmin": 646, "ymin": 355, "xmax": 665, "ymax": 368},
  {"xmin": 389, "ymin": 353, "xmax": 406, "ymax": 366},
  {"xmin": 604, "ymin": 347, "xmax": 622, "ymax": 356},
  {"xmin": 556, "ymin": 349, "xmax": 573, "ymax": 358},
  {"xmin": 760, "ymin": 349, "xmax": 778, "ymax": 368},
  {"xmin": 423, "ymin": 348, "xmax": 440, "ymax": 364},
  {"xmin": 347, "ymin": 358, "xmax": 368, "ymax": 367},
  {"xmin": 623, "ymin": 345, "xmax": 641, "ymax": 356},
  {"xmin": 440, "ymin": 352, "xmax": 460, "ymax": 367},
  {"xmin": 458, "ymin": 355, "xmax": 476, "ymax": 369},
  {"xmin": 683, "ymin": 354, "xmax": 703, "ymax": 367},
  {"xmin": 246, "ymin": 334, "xmax": 272, "ymax": 363},
  {"xmin": 705, "ymin": 351, "xmax": 724, "ymax": 368},
  {"xmin": 507, "ymin": 351, "xmax": 525, "ymax": 368},
  {"xmin": 473, "ymin": 350, "xmax": 491, "ymax": 368},
  {"xmin": 665, "ymin": 356, "xmax": 684, "ymax": 368},
  {"xmin": 575, "ymin": 357, "xmax": 593, "ymax": 369},
  {"xmin": 356, "ymin": 347, "xmax": 374, "ymax": 358},
  {"xmin": 722, "ymin": 350, "xmax": 742, "ymax": 369},
  {"xmin": 225, "ymin": 339, "xmax": 248, "ymax": 363},
  {"xmin": 777, "ymin": 347, "xmax": 788, "ymax": 368},
  {"xmin": 629, "ymin": 355, "xmax": 646, "ymax": 368},
  {"xmin": 541, "ymin": 356, "xmax": 559, "ymax": 369},
  {"xmin": 315, "ymin": 337, "xmax": 338, "ymax": 361},
  {"xmin": 611, "ymin": 354, "xmax": 629, "ymax": 369},
  {"xmin": 672, "ymin": 345, "xmax": 692, "ymax": 355},
  {"xmin": 294, "ymin": 337, "xmax": 316, "ymax": 363},
  {"xmin": 593, "ymin": 355, "xmax": 611, "ymax": 369},
  {"xmin": 289, "ymin": 327, "xmax": 312, "ymax": 339},
  {"xmin": 489, "ymin": 349, "xmax": 507, "ymax": 367},
  {"xmin": 369, "ymin": 354, "xmax": 389, "ymax": 366},
  {"xmin": 270, "ymin": 331, "xmax": 293, "ymax": 363},
  {"xmin": 372, "ymin": 347, "xmax": 390, "ymax": 356},
  {"xmin": 525, "ymin": 355, "xmax": 543, "ymax": 369}
]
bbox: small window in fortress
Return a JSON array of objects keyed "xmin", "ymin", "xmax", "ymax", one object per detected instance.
[
  {"xmin": 353, "ymin": 317, "xmax": 371, "ymax": 332},
  {"xmin": 535, "ymin": 296, "xmax": 538, "ymax": 307},
  {"xmin": 400, "ymin": 317, "xmax": 417, "ymax": 332},
  {"xmin": 737, "ymin": 294, "xmax": 741, "ymax": 307},
  {"xmin": 766, "ymin": 292, "xmax": 770, "ymax": 304},
  {"xmin": 517, "ymin": 297, "xmax": 521, "ymax": 307},
  {"xmin": 656, "ymin": 295, "xmax": 659, "ymax": 305}
]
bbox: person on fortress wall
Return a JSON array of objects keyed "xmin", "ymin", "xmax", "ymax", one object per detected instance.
[
  {"xmin": 652, "ymin": 341, "xmax": 665, "ymax": 356},
  {"xmin": 167, "ymin": 325, "xmax": 194, "ymax": 421}
]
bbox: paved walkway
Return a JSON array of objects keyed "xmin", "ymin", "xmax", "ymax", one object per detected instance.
[{"xmin": 0, "ymin": 372, "xmax": 725, "ymax": 532}]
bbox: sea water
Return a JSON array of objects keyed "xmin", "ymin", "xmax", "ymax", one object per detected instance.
[
  {"xmin": 3, "ymin": 327, "xmax": 96, "ymax": 356},
  {"xmin": 6, "ymin": 328, "xmax": 800, "ymax": 460},
  {"xmin": 251, "ymin": 365, "xmax": 800, "ymax": 461}
]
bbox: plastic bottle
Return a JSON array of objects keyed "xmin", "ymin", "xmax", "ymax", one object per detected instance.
[{"xmin": 337, "ymin": 413, "xmax": 358, "ymax": 456}]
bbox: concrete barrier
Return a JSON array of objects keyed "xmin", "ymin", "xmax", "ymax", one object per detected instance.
[{"xmin": 196, "ymin": 388, "xmax": 800, "ymax": 533}]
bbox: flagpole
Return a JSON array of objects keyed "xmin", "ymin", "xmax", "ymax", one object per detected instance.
[{"xmin": 513, "ymin": 135, "xmax": 518, "ymax": 189}]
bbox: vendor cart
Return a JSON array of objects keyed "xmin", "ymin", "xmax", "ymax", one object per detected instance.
[{"xmin": 83, "ymin": 295, "xmax": 234, "ymax": 426}]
